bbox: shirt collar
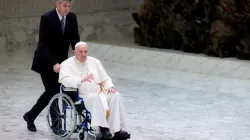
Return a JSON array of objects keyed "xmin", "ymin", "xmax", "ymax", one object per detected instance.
[
  {"xmin": 56, "ymin": 8, "xmax": 66, "ymax": 21},
  {"xmin": 74, "ymin": 56, "xmax": 85, "ymax": 64}
]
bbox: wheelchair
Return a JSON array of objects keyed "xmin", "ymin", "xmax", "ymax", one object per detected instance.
[{"xmin": 45, "ymin": 84, "xmax": 99, "ymax": 140}]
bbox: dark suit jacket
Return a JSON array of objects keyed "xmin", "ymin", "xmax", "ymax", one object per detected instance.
[{"xmin": 31, "ymin": 8, "xmax": 80, "ymax": 74}]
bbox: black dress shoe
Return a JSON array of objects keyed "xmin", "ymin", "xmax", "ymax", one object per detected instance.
[
  {"xmin": 100, "ymin": 127, "xmax": 112, "ymax": 140},
  {"xmin": 23, "ymin": 112, "xmax": 37, "ymax": 132},
  {"xmin": 114, "ymin": 130, "xmax": 130, "ymax": 139}
]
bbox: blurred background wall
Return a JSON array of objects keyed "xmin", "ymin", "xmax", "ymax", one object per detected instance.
[{"xmin": 0, "ymin": 0, "xmax": 142, "ymax": 52}]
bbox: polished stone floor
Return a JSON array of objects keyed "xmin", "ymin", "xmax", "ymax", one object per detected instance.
[{"xmin": 1, "ymin": 43, "xmax": 250, "ymax": 140}]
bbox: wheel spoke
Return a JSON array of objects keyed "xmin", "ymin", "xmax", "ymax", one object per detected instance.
[{"xmin": 45, "ymin": 93, "xmax": 77, "ymax": 139}]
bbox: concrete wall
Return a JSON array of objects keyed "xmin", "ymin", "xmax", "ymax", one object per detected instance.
[{"xmin": 0, "ymin": 0, "xmax": 142, "ymax": 52}]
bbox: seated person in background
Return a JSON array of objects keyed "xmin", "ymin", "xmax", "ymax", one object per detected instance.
[{"xmin": 58, "ymin": 41, "xmax": 130, "ymax": 140}]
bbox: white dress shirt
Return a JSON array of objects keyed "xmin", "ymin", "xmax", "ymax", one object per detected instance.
[{"xmin": 56, "ymin": 8, "xmax": 66, "ymax": 25}]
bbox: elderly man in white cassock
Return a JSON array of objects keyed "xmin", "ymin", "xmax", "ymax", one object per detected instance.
[{"xmin": 58, "ymin": 41, "xmax": 130, "ymax": 140}]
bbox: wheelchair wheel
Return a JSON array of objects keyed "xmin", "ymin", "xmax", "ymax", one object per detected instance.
[{"xmin": 46, "ymin": 93, "xmax": 77, "ymax": 140}]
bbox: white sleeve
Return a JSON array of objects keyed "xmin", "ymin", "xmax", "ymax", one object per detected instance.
[
  {"xmin": 96, "ymin": 59, "xmax": 114, "ymax": 90},
  {"xmin": 59, "ymin": 63, "xmax": 81, "ymax": 88}
]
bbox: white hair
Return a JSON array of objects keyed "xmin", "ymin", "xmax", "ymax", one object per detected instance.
[
  {"xmin": 57, "ymin": 0, "xmax": 72, "ymax": 2},
  {"xmin": 75, "ymin": 41, "xmax": 87, "ymax": 49}
]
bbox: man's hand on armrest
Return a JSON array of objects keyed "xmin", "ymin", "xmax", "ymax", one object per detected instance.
[
  {"xmin": 100, "ymin": 80, "xmax": 116, "ymax": 93},
  {"xmin": 107, "ymin": 87, "xmax": 116, "ymax": 93}
]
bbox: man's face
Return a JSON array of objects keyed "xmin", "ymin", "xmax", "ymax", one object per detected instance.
[
  {"xmin": 74, "ymin": 45, "xmax": 88, "ymax": 62},
  {"xmin": 56, "ymin": 1, "xmax": 71, "ymax": 16}
]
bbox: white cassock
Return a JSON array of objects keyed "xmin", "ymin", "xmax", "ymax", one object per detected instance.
[{"xmin": 58, "ymin": 56, "xmax": 125, "ymax": 136}]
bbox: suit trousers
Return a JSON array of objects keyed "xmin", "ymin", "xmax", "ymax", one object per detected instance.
[{"xmin": 27, "ymin": 70, "xmax": 61, "ymax": 128}]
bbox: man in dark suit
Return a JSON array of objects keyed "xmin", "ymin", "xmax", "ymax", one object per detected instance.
[{"xmin": 23, "ymin": 0, "xmax": 80, "ymax": 132}]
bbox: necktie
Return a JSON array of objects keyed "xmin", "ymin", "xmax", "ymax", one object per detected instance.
[{"xmin": 61, "ymin": 17, "xmax": 65, "ymax": 34}]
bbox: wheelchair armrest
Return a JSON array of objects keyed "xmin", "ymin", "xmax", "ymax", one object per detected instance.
[{"xmin": 62, "ymin": 86, "xmax": 77, "ymax": 92}]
